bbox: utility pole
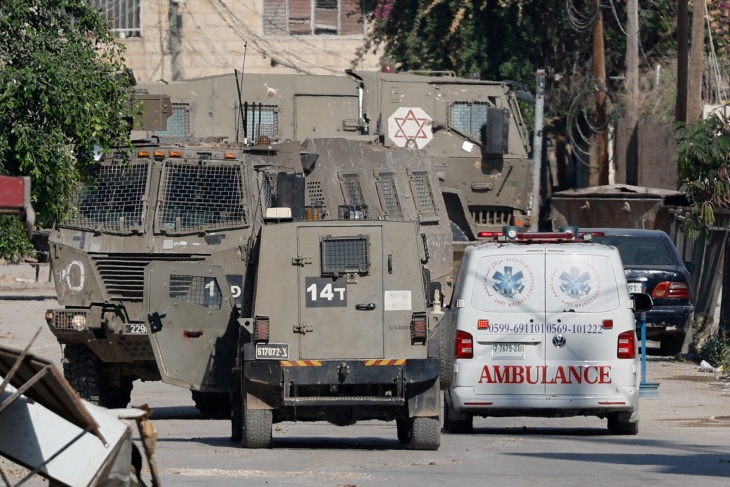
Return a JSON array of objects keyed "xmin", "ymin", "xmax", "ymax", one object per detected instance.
[
  {"xmin": 677, "ymin": 0, "xmax": 689, "ymax": 122},
  {"xmin": 169, "ymin": 1, "xmax": 183, "ymax": 81},
  {"xmin": 528, "ymin": 69, "xmax": 545, "ymax": 230},
  {"xmin": 625, "ymin": 0, "xmax": 639, "ymax": 185},
  {"xmin": 688, "ymin": 0, "xmax": 705, "ymax": 121},
  {"xmin": 592, "ymin": 0, "xmax": 609, "ymax": 186}
]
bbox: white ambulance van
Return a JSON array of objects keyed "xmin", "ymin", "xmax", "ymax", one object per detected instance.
[{"xmin": 444, "ymin": 227, "xmax": 653, "ymax": 435}]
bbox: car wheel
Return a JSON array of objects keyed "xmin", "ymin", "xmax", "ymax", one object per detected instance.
[
  {"xmin": 410, "ymin": 416, "xmax": 440, "ymax": 450},
  {"xmin": 242, "ymin": 407, "xmax": 273, "ymax": 448},
  {"xmin": 63, "ymin": 343, "xmax": 133, "ymax": 409},
  {"xmin": 436, "ymin": 319, "xmax": 455, "ymax": 389},
  {"xmin": 660, "ymin": 333, "xmax": 685, "ymax": 356},
  {"xmin": 608, "ymin": 405, "xmax": 639, "ymax": 435},
  {"xmin": 443, "ymin": 391, "xmax": 473, "ymax": 434}
]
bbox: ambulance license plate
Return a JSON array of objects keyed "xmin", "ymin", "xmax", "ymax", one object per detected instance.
[
  {"xmin": 493, "ymin": 343, "xmax": 524, "ymax": 358},
  {"xmin": 627, "ymin": 282, "xmax": 643, "ymax": 294}
]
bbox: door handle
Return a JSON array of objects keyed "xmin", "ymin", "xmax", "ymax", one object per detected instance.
[
  {"xmin": 147, "ymin": 311, "xmax": 167, "ymax": 333},
  {"xmin": 355, "ymin": 303, "xmax": 376, "ymax": 311}
]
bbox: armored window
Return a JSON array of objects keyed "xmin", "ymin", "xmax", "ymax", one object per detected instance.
[
  {"xmin": 321, "ymin": 236, "xmax": 369, "ymax": 276},
  {"xmin": 64, "ymin": 162, "xmax": 148, "ymax": 234},
  {"xmin": 408, "ymin": 170, "xmax": 439, "ymax": 223},
  {"xmin": 157, "ymin": 162, "xmax": 249, "ymax": 234},
  {"xmin": 375, "ymin": 171, "xmax": 403, "ymax": 219},
  {"xmin": 237, "ymin": 104, "xmax": 279, "ymax": 144},
  {"xmin": 263, "ymin": 0, "xmax": 364, "ymax": 36},
  {"xmin": 338, "ymin": 171, "xmax": 368, "ymax": 219},
  {"xmin": 153, "ymin": 103, "xmax": 190, "ymax": 138},
  {"xmin": 169, "ymin": 275, "xmax": 222, "ymax": 309},
  {"xmin": 91, "ymin": 0, "xmax": 141, "ymax": 38},
  {"xmin": 449, "ymin": 101, "xmax": 491, "ymax": 141}
]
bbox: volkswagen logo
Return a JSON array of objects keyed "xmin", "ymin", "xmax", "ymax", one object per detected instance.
[{"xmin": 552, "ymin": 335, "xmax": 567, "ymax": 348}]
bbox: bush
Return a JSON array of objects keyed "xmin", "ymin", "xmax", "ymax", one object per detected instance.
[
  {"xmin": 698, "ymin": 335, "xmax": 730, "ymax": 370},
  {"xmin": 0, "ymin": 216, "xmax": 34, "ymax": 261}
]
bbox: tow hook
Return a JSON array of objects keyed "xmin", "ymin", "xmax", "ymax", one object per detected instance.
[{"xmin": 338, "ymin": 362, "xmax": 350, "ymax": 383}]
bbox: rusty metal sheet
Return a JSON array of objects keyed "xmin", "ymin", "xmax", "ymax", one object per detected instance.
[{"xmin": 0, "ymin": 344, "xmax": 103, "ymax": 443}]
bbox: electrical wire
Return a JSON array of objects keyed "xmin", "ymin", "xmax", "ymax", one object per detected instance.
[
  {"xmin": 565, "ymin": 0, "xmax": 599, "ymax": 33},
  {"xmin": 705, "ymin": 2, "xmax": 728, "ymax": 103}
]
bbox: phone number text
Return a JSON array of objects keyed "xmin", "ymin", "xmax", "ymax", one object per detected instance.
[{"xmin": 485, "ymin": 323, "xmax": 604, "ymax": 334}]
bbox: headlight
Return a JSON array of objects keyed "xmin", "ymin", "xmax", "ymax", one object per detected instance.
[{"xmin": 71, "ymin": 314, "xmax": 88, "ymax": 331}]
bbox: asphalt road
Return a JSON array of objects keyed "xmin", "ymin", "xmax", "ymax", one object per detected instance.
[{"xmin": 1, "ymin": 263, "xmax": 729, "ymax": 486}]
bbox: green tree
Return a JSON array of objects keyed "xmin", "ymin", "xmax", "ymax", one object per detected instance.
[
  {"xmin": 675, "ymin": 115, "xmax": 730, "ymax": 238},
  {"xmin": 0, "ymin": 0, "xmax": 135, "ymax": 258}
]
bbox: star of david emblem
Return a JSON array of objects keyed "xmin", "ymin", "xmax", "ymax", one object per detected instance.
[
  {"xmin": 491, "ymin": 266, "xmax": 525, "ymax": 298},
  {"xmin": 559, "ymin": 267, "xmax": 592, "ymax": 299},
  {"xmin": 393, "ymin": 109, "xmax": 431, "ymax": 142}
]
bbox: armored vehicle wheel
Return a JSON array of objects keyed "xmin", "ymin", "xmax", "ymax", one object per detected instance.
[
  {"xmin": 396, "ymin": 419, "xmax": 411, "ymax": 443},
  {"xmin": 436, "ymin": 319, "xmax": 455, "ymax": 389},
  {"xmin": 191, "ymin": 391, "xmax": 230, "ymax": 416},
  {"xmin": 242, "ymin": 408, "xmax": 273, "ymax": 448},
  {"xmin": 63, "ymin": 343, "xmax": 133, "ymax": 409},
  {"xmin": 409, "ymin": 416, "xmax": 440, "ymax": 450}
]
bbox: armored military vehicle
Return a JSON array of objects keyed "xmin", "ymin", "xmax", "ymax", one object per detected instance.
[
  {"xmin": 44, "ymin": 105, "xmax": 453, "ymax": 421},
  {"xmin": 137, "ymin": 69, "xmax": 533, "ymax": 241}
]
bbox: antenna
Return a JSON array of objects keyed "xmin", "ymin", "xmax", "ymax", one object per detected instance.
[{"xmin": 235, "ymin": 42, "xmax": 248, "ymax": 144}]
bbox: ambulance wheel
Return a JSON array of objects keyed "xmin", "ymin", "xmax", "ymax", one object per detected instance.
[
  {"xmin": 436, "ymin": 319, "xmax": 455, "ymax": 389},
  {"xmin": 396, "ymin": 419, "xmax": 411, "ymax": 443},
  {"xmin": 443, "ymin": 403, "xmax": 473, "ymax": 434},
  {"xmin": 608, "ymin": 407, "xmax": 639, "ymax": 435},
  {"xmin": 63, "ymin": 343, "xmax": 133, "ymax": 409},
  {"xmin": 410, "ymin": 416, "xmax": 440, "ymax": 450},
  {"xmin": 242, "ymin": 408, "xmax": 273, "ymax": 448},
  {"xmin": 191, "ymin": 391, "xmax": 230, "ymax": 416}
]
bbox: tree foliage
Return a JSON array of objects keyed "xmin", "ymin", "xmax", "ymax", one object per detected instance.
[
  {"xmin": 361, "ymin": 0, "xmax": 677, "ymax": 130},
  {"xmin": 0, "ymin": 0, "xmax": 135, "ymax": 226},
  {"xmin": 675, "ymin": 115, "xmax": 730, "ymax": 238}
]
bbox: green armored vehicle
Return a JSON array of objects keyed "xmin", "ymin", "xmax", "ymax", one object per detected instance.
[{"xmin": 44, "ymin": 125, "xmax": 452, "ymax": 436}]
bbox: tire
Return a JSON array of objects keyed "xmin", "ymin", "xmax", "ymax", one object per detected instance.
[
  {"xmin": 410, "ymin": 416, "xmax": 440, "ymax": 450},
  {"xmin": 191, "ymin": 391, "xmax": 231, "ymax": 416},
  {"xmin": 396, "ymin": 419, "xmax": 411, "ymax": 443},
  {"xmin": 608, "ymin": 404, "xmax": 639, "ymax": 435},
  {"xmin": 242, "ymin": 407, "xmax": 273, "ymax": 448},
  {"xmin": 436, "ymin": 318, "xmax": 455, "ymax": 389},
  {"xmin": 443, "ymin": 392, "xmax": 473, "ymax": 434},
  {"xmin": 660, "ymin": 333, "xmax": 685, "ymax": 356},
  {"xmin": 63, "ymin": 343, "xmax": 133, "ymax": 409}
]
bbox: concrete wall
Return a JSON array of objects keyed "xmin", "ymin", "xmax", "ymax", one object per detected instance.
[{"xmin": 119, "ymin": 0, "xmax": 381, "ymax": 82}]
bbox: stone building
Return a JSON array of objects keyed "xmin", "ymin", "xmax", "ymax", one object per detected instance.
[{"xmin": 92, "ymin": 0, "xmax": 382, "ymax": 81}]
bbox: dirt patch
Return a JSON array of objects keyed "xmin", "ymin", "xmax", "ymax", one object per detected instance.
[
  {"xmin": 662, "ymin": 416, "xmax": 730, "ymax": 427},
  {"xmin": 665, "ymin": 374, "xmax": 719, "ymax": 383}
]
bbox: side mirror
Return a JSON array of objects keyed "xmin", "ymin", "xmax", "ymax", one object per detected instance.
[
  {"xmin": 684, "ymin": 261, "xmax": 695, "ymax": 272},
  {"xmin": 631, "ymin": 293, "xmax": 653, "ymax": 313}
]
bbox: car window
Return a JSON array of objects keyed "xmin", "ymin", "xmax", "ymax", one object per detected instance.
[{"xmin": 593, "ymin": 236, "xmax": 676, "ymax": 266}]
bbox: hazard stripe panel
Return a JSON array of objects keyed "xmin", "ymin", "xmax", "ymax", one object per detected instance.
[
  {"xmin": 280, "ymin": 360, "xmax": 323, "ymax": 367},
  {"xmin": 364, "ymin": 359, "xmax": 407, "ymax": 366}
]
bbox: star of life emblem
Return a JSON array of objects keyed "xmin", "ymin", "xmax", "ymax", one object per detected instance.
[
  {"xmin": 559, "ymin": 267, "xmax": 592, "ymax": 299},
  {"xmin": 491, "ymin": 266, "xmax": 525, "ymax": 298}
]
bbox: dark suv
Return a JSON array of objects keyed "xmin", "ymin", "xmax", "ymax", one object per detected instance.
[{"xmin": 586, "ymin": 228, "xmax": 695, "ymax": 355}]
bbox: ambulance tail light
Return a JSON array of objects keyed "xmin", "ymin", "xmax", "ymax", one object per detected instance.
[
  {"xmin": 456, "ymin": 330, "xmax": 473, "ymax": 359},
  {"xmin": 617, "ymin": 331, "xmax": 636, "ymax": 359},
  {"xmin": 410, "ymin": 312, "xmax": 428, "ymax": 345},
  {"xmin": 253, "ymin": 316, "xmax": 270, "ymax": 344},
  {"xmin": 651, "ymin": 281, "xmax": 690, "ymax": 299}
]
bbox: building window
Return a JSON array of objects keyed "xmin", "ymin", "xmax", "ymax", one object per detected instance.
[
  {"xmin": 154, "ymin": 103, "xmax": 190, "ymax": 138},
  {"xmin": 91, "ymin": 0, "xmax": 141, "ymax": 38},
  {"xmin": 263, "ymin": 0, "xmax": 364, "ymax": 36}
]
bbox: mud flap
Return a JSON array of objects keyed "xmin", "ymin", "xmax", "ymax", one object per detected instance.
[{"xmin": 144, "ymin": 262, "xmax": 238, "ymax": 391}]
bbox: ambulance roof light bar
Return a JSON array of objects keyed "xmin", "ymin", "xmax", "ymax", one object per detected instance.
[{"xmin": 481, "ymin": 225, "xmax": 593, "ymax": 243}]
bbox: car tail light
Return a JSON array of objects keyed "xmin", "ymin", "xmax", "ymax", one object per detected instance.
[
  {"xmin": 254, "ymin": 316, "xmax": 270, "ymax": 343},
  {"xmin": 651, "ymin": 281, "xmax": 690, "ymax": 299},
  {"xmin": 410, "ymin": 312, "xmax": 427, "ymax": 344},
  {"xmin": 456, "ymin": 330, "xmax": 473, "ymax": 359},
  {"xmin": 617, "ymin": 331, "xmax": 636, "ymax": 359}
]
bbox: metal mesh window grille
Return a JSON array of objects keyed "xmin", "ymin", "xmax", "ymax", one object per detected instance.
[
  {"xmin": 154, "ymin": 103, "xmax": 190, "ymax": 138},
  {"xmin": 449, "ymin": 101, "xmax": 490, "ymax": 140},
  {"xmin": 261, "ymin": 172, "xmax": 277, "ymax": 211},
  {"xmin": 169, "ymin": 275, "xmax": 222, "ymax": 309},
  {"xmin": 409, "ymin": 171, "xmax": 438, "ymax": 217},
  {"xmin": 321, "ymin": 236, "xmax": 369, "ymax": 275},
  {"xmin": 307, "ymin": 181, "xmax": 327, "ymax": 214},
  {"xmin": 237, "ymin": 104, "xmax": 279, "ymax": 144},
  {"xmin": 157, "ymin": 162, "xmax": 248, "ymax": 234},
  {"xmin": 376, "ymin": 172, "xmax": 403, "ymax": 218},
  {"xmin": 64, "ymin": 163, "xmax": 148, "ymax": 234},
  {"xmin": 91, "ymin": 0, "xmax": 141, "ymax": 38},
  {"xmin": 340, "ymin": 174, "xmax": 365, "ymax": 206}
]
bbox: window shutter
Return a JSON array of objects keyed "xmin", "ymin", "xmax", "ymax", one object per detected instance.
[
  {"xmin": 289, "ymin": 0, "xmax": 312, "ymax": 35},
  {"xmin": 339, "ymin": 0, "xmax": 363, "ymax": 35},
  {"xmin": 263, "ymin": 0, "xmax": 289, "ymax": 35}
]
